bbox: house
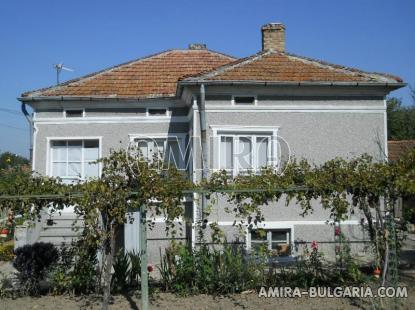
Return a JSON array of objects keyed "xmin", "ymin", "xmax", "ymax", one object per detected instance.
[{"xmin": 18, "ymin": 23, "xmax": 405, "ymax": 263}]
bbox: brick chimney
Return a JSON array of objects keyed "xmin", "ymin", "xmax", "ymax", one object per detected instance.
[{"xmin": 261, "ymin": 23, "xmax": 285, "ymax": 52}]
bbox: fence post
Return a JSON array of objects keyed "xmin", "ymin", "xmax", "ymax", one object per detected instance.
[{"xmin": 139, "ymin": 203, "xmax": 149, "ymax": 310}]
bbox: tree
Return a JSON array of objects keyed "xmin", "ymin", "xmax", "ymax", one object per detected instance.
[
  {"xmin": 387, "ymin": 97, "xmax": 415, "ymax": 140},
  {"xmin": 0, "ymin": 152, "xmax": 29, "ymax": 170},
  {"xmin": 72, "ymin": 149, "xmax": 191, "ymax": 310}
]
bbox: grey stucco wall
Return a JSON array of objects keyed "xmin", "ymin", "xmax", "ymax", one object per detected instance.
[
  {"xmin": 206, "ymin": 109, "xmax": 386, "ymax": 167},
  {"xmin": 34, "ymin": 122, "xmax": 189, "ymax": 174}
]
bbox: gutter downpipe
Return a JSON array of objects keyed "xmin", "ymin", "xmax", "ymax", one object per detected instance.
[
  {"xmin": 199, "ymin": 84, "xmax": 208, "ymax": 227},
  {"xmin": 21, "ymin": 103, "xmax": 33, "ymax": 163}
]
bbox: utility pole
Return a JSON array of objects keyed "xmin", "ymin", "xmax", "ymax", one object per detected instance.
[{"xmin": 139, "ymin": 203, "xmax": 149, "ymax": 310}]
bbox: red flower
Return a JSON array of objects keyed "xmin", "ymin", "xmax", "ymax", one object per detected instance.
[
  {"xmin": 335, "ymin": 226, "xmax": 341, "ymax": 236},
  {"xmin": 311, "ymin": 240, "xmax": 318, "ymax": 250},
  {"xmin": 147, "ymin": 264, "xmax": 154, "ymax": 273}
]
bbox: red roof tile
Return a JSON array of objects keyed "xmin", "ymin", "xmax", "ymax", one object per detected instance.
[
  {"xmin": 22, "ymin": 49, "xmax": 403, "ymax": 99},
  {"xmin": 183, "ymin": 51, "xmax": 403, "ymax": 83},
  {"xmin": 388, "ymin": 140, "xmax": 415, "ymax": 161},
  {"xmin": 22, "ymin": 49, "xmax": 236, "ymax": 99}
]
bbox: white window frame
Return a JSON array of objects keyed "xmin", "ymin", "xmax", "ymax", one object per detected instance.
[
  {"xmin": 128, "ymin": 133, "xmax": 187, "ymax": 170},
  {"xmin": 246, "ymin": 222, "xmax": 294, "ymax": 255},
  {"xmin": 63, "ymin": 109, "xmax": 85, "ymax": 118},
  {"xmin": 46, "ymin": 136, "xmax": 102, "ymax": 182},
  {"xmin": 231, "ymin": 95, "xmax": 257, "ymax": 106},
  {"xmin": 212, "ymin": 125, "xmax": 279, "ymax": 177}
]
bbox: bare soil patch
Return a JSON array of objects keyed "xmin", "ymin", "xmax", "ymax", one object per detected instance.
[{"xmin": 1, "ymin": 288, "xmax": 414, "ymax": 310}]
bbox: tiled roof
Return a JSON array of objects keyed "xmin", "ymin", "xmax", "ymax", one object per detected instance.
[
  {"xmin": 388, "ymin": 140, "xmax": 415, "ymax": 161},
  {"xmin": 22, "ymin": 49, "xmax": 404, "ymax": 99},
  {"xmin": 183, "ymin": 50, "xmax": 403, "ymax": 84},
  {"xmin": 22, "ymin": 49, "xmax": 236, "ymax": 99}
]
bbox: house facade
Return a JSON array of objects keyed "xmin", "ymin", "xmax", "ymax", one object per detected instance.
[{"xmin": 19, "ymin": 23, "xmax": 404, "ymax": 263}]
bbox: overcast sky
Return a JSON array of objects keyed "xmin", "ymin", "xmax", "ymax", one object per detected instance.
[{"xmin": 0, "ymin": 0, "xmax": 414, "ymax": 157}]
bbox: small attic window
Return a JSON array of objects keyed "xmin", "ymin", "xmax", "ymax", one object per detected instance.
[
  {"xmin": 147, "ymin": 108, "xmax": 168, "ymax": 116},
  {"xmin": 65, "ymin": 109, "xmax": 84, "ymax": 118},
  {"xmin": 233, "ymin": 96, "xmax": 256, "ymax": 105}
]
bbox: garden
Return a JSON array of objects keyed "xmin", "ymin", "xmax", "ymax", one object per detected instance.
[{"xmin": 0, "ymin": 148, "xmax": 414, "ymax": 309}]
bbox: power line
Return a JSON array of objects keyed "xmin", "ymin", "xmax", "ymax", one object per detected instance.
[
  {"xmin": 0, "ymin": 108, "xmax": 22, "ymax": 116},
  {"xmin": 0, "ymin": 123, "xmax": 27, "ymax": 132}
]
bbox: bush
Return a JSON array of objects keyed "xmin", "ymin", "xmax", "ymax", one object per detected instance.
[
  {"xmin": 158, "ymin": 243, "xmax": 265, "ymax": 295},
  {"xmin": 111, "ymin": 249, "xmax": 141, "ymax": 293},
  {"xmin": 111, "ymin": 250, "xmax": 130, "ymax": 292},
  {"xmin": 13, "ymin": 242, "xmax": 58, "ymax": 295},
  {"xmin": 50, "ymin": 241, "xmax": 98, "ymax": 295},
  {"xmin": 0, "ymin": 241, "xmax": 14, "ymax": 261}
]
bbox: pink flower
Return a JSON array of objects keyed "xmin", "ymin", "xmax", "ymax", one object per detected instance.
[
  {"xmin": 335, "ymin": 227, "xmax": 341, "ymax": 236},
  {"xmin": 311, "ymin": 240, "xmax": 318, "ymax": 250}
]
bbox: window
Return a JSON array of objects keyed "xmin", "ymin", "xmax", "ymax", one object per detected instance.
[
  {"xmin": 65, "ymin": 110, "xmax": 84, "ymax": 118},
  {"xmin": 219, "ymin": 134, "xmax": 271, "ymax": 175},
  {"xmin": 147, "ymin": 109, "xmax": 168, "ymax": 116},
  {"xmin": 50, "ymin": 139, "xmax": 100, "ymax": 183},
  {"xmin": 134, "ymin": 137, "xmax": 184, "ymax": 169},
  {"xmin": 250, "ymin": 229, "xmax": 291, "ymax": 256},
  {"xmin": 233, "ymin": 96, "xmax": 256, "ymax": 105}
]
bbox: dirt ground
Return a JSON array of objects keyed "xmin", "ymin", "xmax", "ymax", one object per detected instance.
[{"xmin": 1, "ymin": 287, "xmax": 414, "ymax": 310}]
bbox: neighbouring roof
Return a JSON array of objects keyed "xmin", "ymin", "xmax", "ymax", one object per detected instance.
[
  {"xmin": 21, "ymin": 49, "xmax": 236, "ymax": 99},
  {"xmin": 182, "ymin": 50, "xmax": 403, "ymax": 84},
  {"xmin": 21, "ymin": 49, "xmax": 404, "ymax": 100},
  {"xmin": 388, "ymin": 140, "xmax": 415, "ymax": 161}
]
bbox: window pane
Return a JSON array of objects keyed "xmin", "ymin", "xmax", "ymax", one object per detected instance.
[
  {"xmin": 220, "ymin": 136, "xmax": 233, "ymax": 169},
  {"xmin": 52, "ymin": 142, "xmax": 67, "ymax": 162},
  {"xmin": 85, "ymin": 162, "xmax": 100, "ymax": 178},
  {"xmin": 257, "ymin": 137, "xmax": 268, "ymax": 168},
  {"xmin": 272, "ymin": 231, "xmax": 288, "ymax": 243},
  {"xmin": 166, "ymin": 139, "xmax": 181, "ymax": 168},
  {"xmin": 68, "ymin": 162, "xmax": 81, "ymax": 177},
  {"xmin": 137, "ymin": 140, "xmax": 149, "ymax": 158},
  {"xmin": 251, "ymin": 230, "xmax": 267, "ymax": 241},
  {"xmin": 68, "ymin": 141, "xmax": 82, "ymax": 161},
  {"xmin": 52, "ymin": 162, "xmax": 66, "ymax": 177},
  {"xmin": 239, "ymin": 137, "xmax": 251, "ymax": 169},
  {"xmin": 152, "ymin": 139, "xmax": 165, "ymax": 159},
  {"xmin": 234, "ymin": 96, "xmax": 255, "ymax": 105},
  {"xmin": 148, "ymin": 109, "xmax": 167, "ymax": 115},
  {"xmin": 66, "ymin": 110, "xmax": 83, "ymax": 117},
  {"xmin": 84, "ymin": 140, "xmax": 99, "ymax": 161}
]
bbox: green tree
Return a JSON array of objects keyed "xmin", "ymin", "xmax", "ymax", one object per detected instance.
[
  {"xmin": 387, "ymin": 97, "xmax": 415, "ymax": 140},
  {"xmin": 0, "ymin": 152, "xmax": 29, "ymax": 170}
]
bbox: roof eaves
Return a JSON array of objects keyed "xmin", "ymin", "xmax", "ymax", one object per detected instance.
[
  {"xmin": 285, "ymin": 52, "xmax": 403, "ymax": 83},
  {"xmin": 18, "ymin": 94, "xmax": 179, "ymax": 102},
  {"xmin": 178, "ymin": 80, "xmax": 406, "ymax": 89}
]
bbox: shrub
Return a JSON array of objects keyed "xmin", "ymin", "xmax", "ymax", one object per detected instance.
[
  {"xmin": 111, "ymin": 250, "xmax": 130, "ymax": 292},
  {"xmin": 158, "ymin": 243, "xmax": 265, "ymax": 295},
  {"xmin": 50, "ymin": 241, "xmax": 98, "ymax": 295},
  {"xmin": 128, "ymin": 251, "xmax": 141, "ymax": 287},
  {"xmin": 13, "ymin": 242, "xmax": 58, "ymax": 295},
  {"xmin": 110, "ymin": 250, "xmax": 141, "ymax": 293},
  {"xmin": 0, "ymin": 241, "xmax": 14, "ymax": 261}
]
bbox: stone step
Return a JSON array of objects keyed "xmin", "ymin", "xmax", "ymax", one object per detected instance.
[
  {"xmin": 42, "ymin": 221, "xmax": 84, "ymax": 229},
  {"xmin": 38, "ymin": 235, "xmax": 79, "ymax": 245},
  {"xmin": 40, "ymin": 228, "xmax": 82, "ymax": 238},
  {"xmin": 47, "ymin": 213, "xmax": 83, "ymax": 220},
  {"xmin": 40, "ymin": 227, "xmax": 82, "ymax": 237}
]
